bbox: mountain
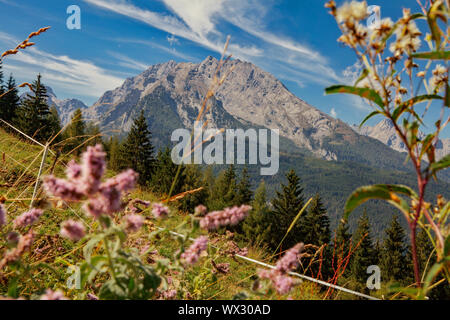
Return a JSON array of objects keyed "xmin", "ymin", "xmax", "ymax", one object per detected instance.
[
  {"xmin": 352, "ymin": 119, "xmax": 450, "ymax": 160},
  {"xmin": 20, "ymin": 86, "xmax": 89, "ymax": 125},
  {"xmin": 81, "ymin": 56, "xmax": 449, "ymax": 234},
  {"xmin": 85, "ymin": 56, "xmax": 412, "ymax": 171}
]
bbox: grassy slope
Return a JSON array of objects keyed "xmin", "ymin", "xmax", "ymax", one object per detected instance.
[{"xmin": 0, "ymin": 128, "xmax": 331, "ymax": 300}]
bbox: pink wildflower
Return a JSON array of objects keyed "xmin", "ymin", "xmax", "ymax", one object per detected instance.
[
  {"xmin": 161, "ymin": 289, "xmax": 177, "ymax": 300},
  {"xmin": 65, "ymin": 160, "xmax": 82, "ymax": 180},
  {"xmin": 43, "ymin": 144, "xmax": 138, "ymax": 220},
  {"xmin": 125, "ymin": 214, "xmax": 144, "ymax": 233},
  {"xmin": 200, "ymin": 205, "xmax": 252, "ymax": 230},
  {"xmin": 257, "ymin": 243, "xmax": 304, "ymax": 295},
  {"xmin": 194, "ymin": 205, "xmax": 207, "ymax": 216},
  {"xmin": 43, "ymin": 176, "xmax": 85, "ymax": 202},
  {"xmin": 13, "ymin": 208, "xmax": 43, "ymax": 228},
  {"xmin": 87, "ymin": 293, "xmax": 99, "ymax": 300},
  {"xmin": 152, "ymin": 203, "xmax": 169, "ymax": 219},
  {"xmin": 181, "ymin": 236, "xmax": 208, "ymax": 265},
  {"xmin": 275, "ymin": 243, "xmax": 303, "ymax": 273},
  {"xmin": 80, "ymin": 144, "xmax": 106, "ymax": 194},
  {"xmin": 60, "ymin": 220, "xmax": 86, "ymax": 242},
  {"xmin": 0, "ymin": 204, "xmax": 6, "ymax": 227},
  {"xmin": 40, "ymin": 289, "xmax": 68, "ymax": 300}
]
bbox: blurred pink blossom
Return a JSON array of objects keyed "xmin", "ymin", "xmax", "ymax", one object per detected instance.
[
  {"xmin": 181, "ymin": 236, "xmax": 208, "ymax": 265},
  {"xmin": 60, "ymin": 220, "xmax": 85, "ymax": 242},
  {"xmin": 13, "ymin": 208, "xmax": 43, "ymax": 228},
  {"xmin": 152, "ymin": 203, "xmax": 169, "ymax": 219},
  {"xmin": 200, "ymin": 205, "xmax": 252, "ymax": 230}
]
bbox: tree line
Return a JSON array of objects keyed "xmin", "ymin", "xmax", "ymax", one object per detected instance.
[
  {"xmin": 105, "ymin": 111, "xmax": 449, "ymax": 299},
  {"xmin": 1, "ymin": 66, "xmax": 446, "ymax": 298},
  {"xmin": 0, "ymin": 64, "xmax": 100, "ymax": 150}
]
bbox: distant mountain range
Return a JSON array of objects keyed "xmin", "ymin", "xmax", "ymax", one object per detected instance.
[
  {"xmin": 84, "ymin": 56, "xmax": 418, "ymax": 172},
  {"xmin": 352, "ymin": 119, "xmax": 450, "ymax": 161},
  {"xmin": 42, "ymin": 56, "xmax": 450, "ymax": 234}
]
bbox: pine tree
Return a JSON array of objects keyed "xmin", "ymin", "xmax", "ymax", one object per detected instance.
[
  {"xmin": 47, "ymin": 106, "xmax": 62, "ymax": 143},
  {"xmin": 302, "ymin": 194, "xmax": 331, "ymax": 246},
  {"xmin": 268, "ymin": 169, "xmax": 305, "ymax": 251},
  {"xmin": 235, "ymin": 166, "xmax": 253, "ymax": 205},
  {"xmin": 241, "ymin": 180, "xmax": 272, "ymax": 246},
  {"xmin": 350, "ymin": 212, "xmax": 377, "ymax": 286},
  {"xmin": 151, "ymin": 147, "xmax": 185, "ymax": 195},
  {"xmin": 0, "ymin": 61, "xmax": 4, "ymax": 98},
  {"xmin": 121, "ymin": 111, "xmax": 155, "ymax": 185},
  {"xmin": 380, "ymin": 215, "xmax": 408, "ymax": 283},
  {"xmin": 0, "ymin": 63, "xmax": 6, "ymax": 119},
  {"xmin": 415, "ymin": 228, "xmax": 450, "ymax": 299},
  {"xmin": 208, "ymin": 165, "xmax": 237, "ymax": 210},
  {"xmin": 334, "ymin": 219, "xmax": 353, "ymax": 278},
  {"xmin": 106, "ymin": 136, "xmax": 122, "ymax": 171},
  {"xmin": 180, "ymin": 165, "xmax": 208, "ymax": 212},
  {"xmin": 335, "ymin": 220, "xmax": 352, "ymax": 253},
  {"xmin": 15, "ymin": 74, "xmax": 52, "ymax": 142},
  {"xmin": 85, "ymin": 122, "xmax": 102, "ymax": 146},
  {"xmin": 1, "ymin": 74, "xmax": 20, "ymax": 123},
  {"xmin": 63, "ymin": 108, "xmax": 85, "ymax": 154}
]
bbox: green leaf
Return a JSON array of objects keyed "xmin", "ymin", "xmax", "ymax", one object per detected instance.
[
  {"xmin": 359, "ymin": 111, "xmax": 383, "ymax": 128},
  {"xmin": 325, "ymin": 85, "xmax": 384, "ymax": 109},
  {"xmin": 445, "ymin": 83, "xmax": 449, "ymax": 107},
  {"xmin": 273, "ymin": 197, "xmax": 313, "ymax": 254},
  {"xmin": 344, "ymin": 184, "xmax": 418, "ymax": 220},
  {"xmin": 430, "ymin": 154, "xmax": 450, "ymax": 173},
  {"xmin": 444, "ymin": 235, "xmax": 450, "ymax": 257},
  {"xmin": 393, "ymin": 95, "xmax": 443, "ymax": 121},
  {"xmin": 354, "ymin": 69, "xmax": 369, "ymax": 86},
  {"xmin": 411, "ymin": 51, "xmax": 450, "ymax": 60}
]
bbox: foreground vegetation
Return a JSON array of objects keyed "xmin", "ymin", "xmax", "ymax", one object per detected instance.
[{"xmin": 0, "ymin": 0, "xmax": 449, "ymax": 300}]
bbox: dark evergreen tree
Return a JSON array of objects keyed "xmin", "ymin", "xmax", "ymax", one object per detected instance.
[
  {"xmin": 381, "ymin": 215, "xmax": 408, "ymax": 283},
  {"xmin": 121, "ymin": 111, "xmax": 155, "ymax": 185},
  {"xmin": 63, "ymin": 108, "xmax": 85, "ymax": 154},
  {"xmin": 151, "ymin": 147, "xmax": 185, "ymax": 195},
  {"xmin": 235, "ymin": 166, "xmax": 253, "ymax": 205},
  {"xmin": 1, "ymin": 74, "xmax": 20, "ymax": 123},
  {"xmin": 0, "ymin": 61, "xmax": 4, "ymax": 98},
  {"xmin": 15, "ymin": 74, "xmax": 52, "ymax": 142},
  {"xmin": 47, "ymin": 106, "xmax": 62, "ymax": 143},
  {"xmin": 208, "ymin": 165, "xmax": 237, "ymax": 210},
  {"xmin": 415, "ymin": 228, "xmax": 450, "ymax": 299},
  {"xmin": 335, "ymin": 220, "xmax": 352, "ymax": 253},
  {"xmin": 180, "ymin": 165, "xmax": 208, "ymax": 212},
  {"xmin": 302, "ymin": 194, "xmax": 331, "ymax": 246},
  {"xmin": 334, "ymin": 219, "xmax": 353, "ymax": 279},
  {"xmin": 85, "ymin": 122, "xmax": 103, "ymax": 147},
  {"xmin": 241, "ymin": 181, "xmax": 272, "ymax": 246},
  {"xmin": 350, "ymin": 212, "xmax": 377, "ymax": 286},
  {"xmin": 268, "ymin": 169, "xmax": 305, "ymax": 251}
]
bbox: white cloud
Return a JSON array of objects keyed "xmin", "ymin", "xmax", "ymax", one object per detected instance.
[
  {"xmin": 0, "ymin": 32, "xmax": 123, "ymax": 101},
  {"xmin": 162, "ymin": 0, "xmax": 224, "ymax": 36},
  {"xmin": 330, "ymin": 108, "xmax": 338, "ymax": 118},
  {"xmin": 107, "ymin": 52, "xmax": 149, "ymax": 71},
  {"xmin": 82, "ymin": 0, "xmax": 343, "ymax": 88}
]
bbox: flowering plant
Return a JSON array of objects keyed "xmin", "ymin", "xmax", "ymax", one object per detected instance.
[{"xmin": 325, "ymin": 0, "xmax": 449, "ymax": 298}]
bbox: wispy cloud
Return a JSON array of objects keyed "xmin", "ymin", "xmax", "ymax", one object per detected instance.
[
  {"xmin": 83, "ymin": 0, "xmax": 341, "ymax": 87},
  {"xmin": 112, "ymin": 38, "xmax": 198, "ymax": 62},
  {"xmin": 107, "ymin": 52, "xmax": 150, "ymax": 71},
  {"xmin": 0, "ymin": 32, "xmax": 123, "ymax": 102}
]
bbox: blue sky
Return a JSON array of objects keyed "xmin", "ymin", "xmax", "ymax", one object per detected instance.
[{"xmin": 0, "ymin": 0, "xmax": 448, "ymax": 137}]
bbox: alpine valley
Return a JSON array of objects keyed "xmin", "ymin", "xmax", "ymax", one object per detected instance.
[{"xmin": 52, "ymin": 56, "xmax": 450, "ymax": 234}]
